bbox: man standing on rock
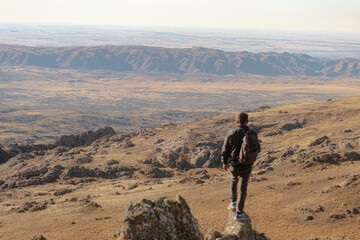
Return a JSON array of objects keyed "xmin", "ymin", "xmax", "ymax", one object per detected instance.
[{"xmin": 221, "ymin": 112, "xmax": 259, "ymax": 220}]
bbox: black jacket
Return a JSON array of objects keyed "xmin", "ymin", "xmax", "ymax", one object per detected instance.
[{"xmin": 221, "ymin": 125, "xmax": 252, "ymax": 168}]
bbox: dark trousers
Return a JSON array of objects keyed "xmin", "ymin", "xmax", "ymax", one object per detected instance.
[{"xmin": 229, "ymin": 165, "xmax": 252, "ymax": 214}]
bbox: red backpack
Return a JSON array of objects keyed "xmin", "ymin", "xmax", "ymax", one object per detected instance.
[{"xmin": 239, "ymin": 130, "xmax": 260, "ymax": 165}]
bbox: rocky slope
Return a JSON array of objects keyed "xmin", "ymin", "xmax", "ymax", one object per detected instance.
[
  {"xmin": 0, "ymin": 44, "xmax": 359, "ymax": 77},
  {"xmin": 0, "ymin": 96, "xmax": 359, "ymax": 239}
]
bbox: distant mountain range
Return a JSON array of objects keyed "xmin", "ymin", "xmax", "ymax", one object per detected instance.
[{"xmin": 0, "ymin": 44, "xmax": 359, "ymax": 77}]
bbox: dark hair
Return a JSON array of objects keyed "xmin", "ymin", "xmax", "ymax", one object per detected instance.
[{"xmin": 237, "ymin": 112, "xmax": 249, "ymax": 124}]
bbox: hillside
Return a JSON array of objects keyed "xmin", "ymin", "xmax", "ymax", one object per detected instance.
[
  {"xmin": 0, "ymin": 96, "xmax": 359, "ymax": 239},
  {"xmin": 1, "ymin": 45, "xmax": 360, "ymax": 77}
]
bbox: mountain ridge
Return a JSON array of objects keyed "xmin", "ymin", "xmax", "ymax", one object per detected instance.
[{"xmin": 1, "ymin": 44, "xmax": 359, "ymax": 77}]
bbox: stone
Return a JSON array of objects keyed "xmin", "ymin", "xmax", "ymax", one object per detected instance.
[
  {"xmin": 329, "ymin": 214, "xmax": 346, "ymax": 220},
  {"xmin": 42, "ymin": 165, "xmax": 64, "ymax": 183},
  {"xmin": 312, "ymin": 153, "xmax": 341, "ymax": 165},
  {"xmin": 56, "ymin": 127, "xmax": 116, "ymax": 148},
  {"xmin": 139, "ymin": 158, "xmax": 164, "ymax": 168},
  {"xmin": 53, "ymin": 188, "xmax": 73, "ymax": 196},
  {"xmin": 280, "ymin": 120, "xmax": 306, "ymax": 131},
  {"xmin": 309, "ymin": 136, "xmax": 329, "ymax": 147},
  {"xmin": 15, "ymin": 201, "xmax": 47, "ymax": 213},
  {"xmin": 343, "ymin": 151, "xmax": 360, "ymax": 162},
  {"xmin": 206, "ymin": 209, "xmax": 259, "ymax": 240},
  {"xmin": 263, "ymin": 130, "xmax": 283, "ymax": 137},
  {"xmin": 107, "ymin": 159, "xmax": 119, "ymax": 166},
  {"xmin": 32, "ymin": 235, "xmax": 47, "ymax": 240},
  {"xmin": 140, "ymin": 166, "xmax": 173, "ymax": 178},
  {"xmin": 117, "ymin": 196, "xmax": 203, "ymax": 240}
]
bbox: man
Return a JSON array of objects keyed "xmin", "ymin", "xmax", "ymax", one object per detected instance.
[{"xmin": 221, "ymin": 112, "xmax": 257, "ymax": 220}]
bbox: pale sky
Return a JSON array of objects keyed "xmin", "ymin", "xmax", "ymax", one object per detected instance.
[{"xmin": 1, "ymin": 0, "xmax": 359, "ymax": 33}]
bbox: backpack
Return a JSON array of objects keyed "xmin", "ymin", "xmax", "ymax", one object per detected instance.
[{"xmin": 239, "ymin": 130, "xmax": 260, "ymax": 165}]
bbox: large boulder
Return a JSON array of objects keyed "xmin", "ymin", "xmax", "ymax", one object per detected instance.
[{"xmin": 117, "ymin": 196, "xmax": 203, "ymax": 240}]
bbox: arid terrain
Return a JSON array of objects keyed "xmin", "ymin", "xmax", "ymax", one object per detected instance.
[
  {"xmin": 0, "ymin": 96, "xmax": 359, "ymax": 240},
  {"xmin": 1, "ymin": 63, "xmax": 360, "ymax": 145}
]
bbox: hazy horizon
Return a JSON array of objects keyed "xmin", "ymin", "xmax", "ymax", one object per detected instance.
[
  {"xmin": 1, "ymin": 0, "xmax": 360, "ymax": 33},
  {"xmin": 1, "ymin": 24, "xmax": 360, "ymax": 59}
]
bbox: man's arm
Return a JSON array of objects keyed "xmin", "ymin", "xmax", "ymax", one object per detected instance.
[{"xmin": 221, "ymin": 130, "xmax": 232, "ymax": 170}]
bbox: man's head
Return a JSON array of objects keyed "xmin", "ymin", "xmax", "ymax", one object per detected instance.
[{"xmin": 236, "ymin": 112, "xmax": 249, "ymax": 125}]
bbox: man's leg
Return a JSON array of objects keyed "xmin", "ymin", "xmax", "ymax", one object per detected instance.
[
  {"xmin": 237, "ymin": 168, "xmax": 252, "ymax": 214},
  {"xmin": 229, "ymin": 166, "xmax": 239, "ymax": 203}
]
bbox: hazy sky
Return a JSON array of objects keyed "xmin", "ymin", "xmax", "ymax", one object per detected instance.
[{"xmin": 1, "ymin": 0, "xmax": 359, "ymax": 33}]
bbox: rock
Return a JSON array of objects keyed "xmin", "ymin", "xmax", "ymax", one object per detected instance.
[
  {"xmin": 256, "ymin": 105, "xmax": 271, "ymax": 111},
  {"xmin": 117, "ymin": 196, "xmax": 203, "ymax": 240},
  {"xmin": 206, "ymin": 208, "xmax": 263, "ymax": 240},
  {"xmin": 154, "ymin": 139, "xmax": 164, "ymax": 144},
  {"xmin": 344, "ymin": 129, "xmax": 353, "ymax": 133},
  {"xmin": 191, "ymin": 149, "xmax": 211, "ymax": 167},
  {"xmin": 312, "ymin": 153, "xmax": 341, "ymax": 165},
  {"xmin": 282, "ymin": 147, "xmax": 295, "ymax": 158},
  {"xmin": 158, "ymin": 150, "xmax": 192, "ymax": 171},
  {"xmin": 127, "ymin": 183, "xmax": 139, "ymax": 190},
  {"xmin": 85, "ymin": 201, "xmax": 102, "ymax": 209},
  {"xmin": 19, "ymin": 166, "xmax": 48, "ymax": 179},
  {"xmin": 343, "ymin": 151, "xmax": 360, "ymax": 161},
  {"xmin": 140, "ymin": 166, "xmax": 173, "ymax": 178},
  {"xmin": 42, "ymin": 165, "xmax": 64, "ymax": 183},
  {"xmin": 287, "ymin": 181, "xmax": 302, "ymax": 187},
  {"xmin": 263, "ymin": 130, "xmax": 283, "ymax": 137},
  {"xmin": 32, "ymin": 235, "xmax": 47, "ymax": 240},
  {"xmin": 101, "ymin": 165, "xmax": 136, "ymax": 179},
  {"xmin": 309, "ymin": 136, "xmax": 329, "ymax": 147},
  {"xmin": 352, "ymin": 208, "xmax": 359, "ymax": 215},
  {"xmin": 15, "ymin": 201, "xmax": 47, "ymax": 213},
  {"xmin": 75, "ymin": 154, "xmax": 92, "ymax": 164},
  {"xmin": 191, "ymin": 170, "xmax": 210, "ymax": 180},
  {"xmin": 53, "ymin": 188, "xmax": 73, "ymax": 196},
  {"xmin": 107, "ymin": 159, "xmax": 119, "ymax": 166},
  {"xmin": 139, "ymin": 158, "xmax": 164, "ymax": 168},
  {"xmin": 344, "ymin": 175, "xmax": 360, "ymax": 187},
  {"xmin": 56, "ymin": 127, "xmax": 116, "ymax": 148},
  {"xmin": 280, "ymin": 120, "xmax": 306, "ymax": 131},
  {"xmin": 195, "ymin": 179, "xmax": 205, "ymax": 184},
  {"xmin": 329, "ymin": 214, "xmax": 346, "ymax": 220},
  {"xmin": 63, "ymin": 166, "xmax": 97, "ymax": 178},
  {"xmin": 305, "ymin": 215, "xmax": 314, "ymax": 221},
  {"xmin": 123, "ymin": 141, "xmax": 135, "ymax": 148}
]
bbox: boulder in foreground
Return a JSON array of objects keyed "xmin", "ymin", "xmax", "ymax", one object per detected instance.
[{"xmin": 117, "ymin": 195, "xmax": 203, "ymax": 240}]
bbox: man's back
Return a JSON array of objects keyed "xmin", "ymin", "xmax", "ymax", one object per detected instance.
[{"xmin": 221, "ymin": 125, "xmax": 251, "ymax": 171}]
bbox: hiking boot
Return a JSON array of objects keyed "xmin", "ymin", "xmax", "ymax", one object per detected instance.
[
  {"xmin": 234, "ymin": 213, "xmax": 247, "ymax": 221},
  {"xmin": 229, "ymin": 202, "xmax": 236, "ymax": 210}
]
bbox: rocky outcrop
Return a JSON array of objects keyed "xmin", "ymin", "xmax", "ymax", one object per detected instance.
[
  {"xmin": 206, "ymin": 209, "xmax": 268, "ymax": 240},
  {"xmin": 309, "ymin": 136, "xmax": 329, "ymax": 147},
  {"xmin": 55, "ymin": 126, "xmax": 116, "ymax": 147},
  {"xmin": 117, "ymin": 196, "xmax": 203, "ymax": 240},
  {"xmin": 280, "ymin": 119, "xmax": 307, "ymax": 131},
  {"xmin": 139, "ymin": 166, "xmax": 173, "ymax": 178}
]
